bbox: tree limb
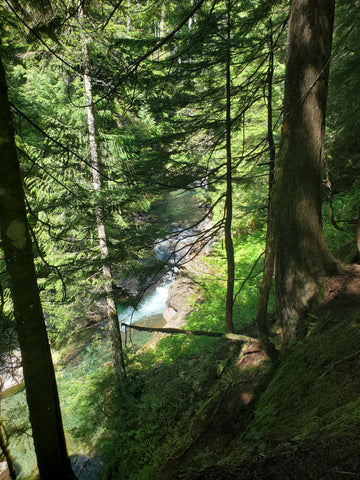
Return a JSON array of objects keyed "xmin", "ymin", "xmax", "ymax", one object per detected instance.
[{"xmin": 121, "ymin": 323, "xmax": 256, "ymax": 342}]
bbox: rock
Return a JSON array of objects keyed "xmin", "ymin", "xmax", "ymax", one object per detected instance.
[
  {"xmin": 162, "ymin": 307, "xmax": 177, "ymax": 324},
  {"xmin": 161, "ymin": 272, "xmax": 200, "ymax": 331},
  {"xmin": 0, "ymin": 348, "xmax": 23, "ymax": 392},
  {"xmin": 71, "ymin": 454, "xmax": 103, "ymax": 480},
  {"xmin": 166, "ymin": 278, "xmax": 194, "ymax": 312},
  {"xmin": 0, "ymin": 463, "xmax": 10, "ymax": 480},
  {"xmin": 170, "ymin": 222, "xmax": 184, "ymax": 229}
]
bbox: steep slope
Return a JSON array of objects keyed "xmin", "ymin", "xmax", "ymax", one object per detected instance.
[{"xmin": 155, "ymin": 273, "xmax": 360, "ymax": 480}]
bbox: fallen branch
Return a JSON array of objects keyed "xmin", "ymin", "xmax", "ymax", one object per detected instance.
[
  {"xmin": 320, "ymin": 349, "xmax": 360, "ymax": 377},
  {"xmin": 121, "ymin": 323, "xmax": 256, "ymax": 342}
]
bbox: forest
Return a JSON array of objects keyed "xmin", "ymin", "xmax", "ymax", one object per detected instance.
[{"xmin": 0, "ymin": 0, "xmax": 359, "ymax": 479}]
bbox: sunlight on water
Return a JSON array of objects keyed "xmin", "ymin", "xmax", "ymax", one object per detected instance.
[{"xmin": 118, "ymin": 280, "xmax": 173, "ymax": 327}]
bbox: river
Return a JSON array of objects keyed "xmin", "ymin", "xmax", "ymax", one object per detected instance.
[
  {"xmin": 0, "ymin": 188, "xmax": 208, "ymax": 479},
  {"xmin": 117, "ymin": 188, "xmax": 207, "ymax": 345}
]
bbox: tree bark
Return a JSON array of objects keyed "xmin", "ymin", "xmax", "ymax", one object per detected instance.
[
  {"xmin": 79, "ymin": 4, "xmax": 126, "ymax": 380},
  {"xmin": 357, "ymin": 207, "xmax": 360, "ymax": 253},
  {"xmin": 255, "ymin": 21, "xmax": 277, "ymax": 359},
  {"xmin": 274, "ymin": 0, "xmax": 346, "ymax": 341},
  {"xmin": 0, "ymin": 45, "xmax": 76, "ymax": 480},
  {"xmin": 224, "ymin": 0, "xmax": 235, "ymax": 334}
]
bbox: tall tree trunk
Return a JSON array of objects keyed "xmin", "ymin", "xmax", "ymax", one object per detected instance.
[
  {"xmin": 274, "ymin": 0, "xmax": 346, "ymax": 341},
  {"xmin": 126, "ymin": 0, "xmax": 131, "ymax": 31},
  {"xmin": 155, "ymin": 4, "xmax": 165, "ymax": 60},
  {"xmin": 79, "ymin": 4, "xmax": 126, "ymax": 380},
  {"xmin": 224, "ymin": 0, "xmax": 235, "ymax": 334},
  {"xmin": 0, "ymin": 45, "xmax": 76, "ymax": 480},
  {"xmin": 255, "ymin": 20, "xmax": 277, "ymax": 358}
]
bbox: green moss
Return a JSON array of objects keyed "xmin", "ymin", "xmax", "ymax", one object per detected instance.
[
  {"xmin": 6, "ymin": 219, "xmax": 27, "ymax": 249},
  {"xmin": 324, "ymin": 397, "xmax": 360, "ymax": 436},
  {"xmin": 221, "ymin": 316, "xmax": 360, "ymax": 474},
  {"xmin": 0, "ymin": 382, "xmax": 25, "ymax": 399}
]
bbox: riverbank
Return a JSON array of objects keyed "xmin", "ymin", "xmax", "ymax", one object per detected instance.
[{"xmin": 141, "ymin": 217, "xmax": 213, "ymax": 351}]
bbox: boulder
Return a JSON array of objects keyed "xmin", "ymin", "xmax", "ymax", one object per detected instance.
[
  {"xmin": 162, "ymin": 307, "xmax": 177, "ymax": 324},
  {"xmin": 166, "ymin": 278, "xmax": 194, "ymax": 312}
]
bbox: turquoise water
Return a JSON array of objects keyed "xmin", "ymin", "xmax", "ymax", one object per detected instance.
[
  {"xmin": 118, "ymin": 282, "xmax": 171, "ymax": 327},
  {"xmin": 0, "ymin": 390, "xmax": 35, "ymax": 478},
  {"xmin": 1, "ymin": 329, "xmax": 111, "ymax": 478},
  {"xmin": 0, "ymin": 189, "xmax": 205, "ymax": 478},
  {"xmin": 150, "ymin": 188, "xmax": 204, "ymax": 227}
]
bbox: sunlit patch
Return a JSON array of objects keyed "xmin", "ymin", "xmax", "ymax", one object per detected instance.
[{"xmin": 241, "ymin": 392, "xmax": 253, "ymax": 405}]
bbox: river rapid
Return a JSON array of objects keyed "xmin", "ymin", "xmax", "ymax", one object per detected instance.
[
  {"xmin": 0, "ymin": 187, "xmax": 209, "ymax": 479},
  {"xmin": 117, "ymin": 188, "xmax": 208, "ymax": 344}
]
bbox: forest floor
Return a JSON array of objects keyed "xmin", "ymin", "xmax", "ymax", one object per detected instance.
[{"xmin": 153, "ymin": 268, "xmax": 360, "ymax": 480}]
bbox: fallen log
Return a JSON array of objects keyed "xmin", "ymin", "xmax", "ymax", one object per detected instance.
[{"xmin": 121, "ymin": 323, "xmax": 256, "ymax": 343}]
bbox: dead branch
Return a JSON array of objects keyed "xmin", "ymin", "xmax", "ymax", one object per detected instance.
[{"xmin": 121, "ymin": 323, "xmax": 256, "ymax": 342}]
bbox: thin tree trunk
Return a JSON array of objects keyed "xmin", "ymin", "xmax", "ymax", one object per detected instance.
[
  {"xmin": 0, "ymin": 44, "xmax": 76, "ymax": 480},
  {"xmin": 156, "ymin": 4, "xmax": 165, "ymax": 60},
  {"xmin": 224, "ymin": 0, "xmax": 235, "ymax": 334},
  {"xmin": 126, "ymin": 0, "xmax": 131, "ymax": 31},
  {"xmin": 188, "ymin": 0, "xmax": 194, "ymax": 30},
  {"xmin": 357, "ymin": 208, "xmax": 360, "ymax": 253},
  {"xmin": 274, "ymin": 0, "xmax": 347, "ymax": 341},
  {"xmin": 255, "ymin": 20, "xmax": 277, "ymax": 359},
  {"xmin": 79, "ymin": 4, "xmax": 126, "ymax": 380}
]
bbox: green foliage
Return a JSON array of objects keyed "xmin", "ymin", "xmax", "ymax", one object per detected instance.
[
  {"xmin": 328, "ymin": 1, "xmax": 360, "ymax": 179},
  {"xmin": 323, "ymin": 180, "xmax": 360, "ymax": 257},
  {"xmin": 0, "ymin": 390, "xmax": 35, "ymax": 478},
  {"xmin": 192, "ymin": 227, "xmax": 268, "ymax": 334},
  {"xmin": 98, "ymin": 337, "xmax": 234, "ymax": 479},
  {"xmin": 1, "ymin": 1, "xmax": 360, "ymax": 479},
  {"xmin": 237, "ymin": 317, "xmax": 360, "ymax": 464}
]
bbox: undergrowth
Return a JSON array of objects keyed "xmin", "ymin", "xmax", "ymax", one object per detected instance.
[{"xmin": 194, "ymin": 314, "xmax": 360, "ymax": 480}]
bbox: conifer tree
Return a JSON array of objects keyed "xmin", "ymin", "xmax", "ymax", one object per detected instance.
[
  {"xmin": 224, "ymin": 0, "xmax": 235, "ymax": 333},
  {"xmin": 274, "ymin": 0, "xmax": 351, "ymax": 340},
  {"xmin": 255, "ymin": 17, "xmax": 278, "ymax": 358},
  {"xmin": 78, "ymin": 1, "xmax": 126, "ymax": 379},
  {"xmin": 0, "ymin": 42, "xmax": 76, "ymax": 480}
]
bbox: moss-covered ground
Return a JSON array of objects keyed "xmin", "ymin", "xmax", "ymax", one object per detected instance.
[
  {"xmin": 101, "ymin": 230, "xmax": 360, "ymax": 480},
  {"xmin": 118, "ymin": 292, "xmax": 360, "ymax": 480}
]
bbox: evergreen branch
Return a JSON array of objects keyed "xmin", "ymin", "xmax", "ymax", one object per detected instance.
[
  {"xmin": 10, "ymin": 102, "xmax": 128, "ymax": 186},
  {"xmin": 233, "ymin": 252, "xmax": 265, "ymax": 304},
  {"xmin": 24, "ymin": 197, "xmax": 67, "ymax": 302},
  {"xmin": 206, "ymin": 140, "xmax": 269, "ymax": 187},
  {"xmin": 152, "ymin": 193, "xmax": 225, "ymax": 249},
  {"xmin": 170, "ymin": 221, "xmax": 223, "ymax": 266},
  {"xmin": 123, "ymin": 214, "xmax": 223, "ymax": 323},
  {"xmin": 4, "ymin": 0, "xmax": 81, "ymax": 75},
  {"xmin": 61, "ymin": 0, "xmax": 85, "ymax": 26},
  {"xmin": 100, "ymin": 0, "xmax": 125, "ymax": 31},
  {"xmin": 87, "ymin": 0, "xmax": 209, "ymax": 107},
  {"xmin": 16, "ymin": 146, "xmax": 89, "ymax": 209},
  {"xmin": 35, "ymin": 211, "xmax": 88, "ymax": 245}
]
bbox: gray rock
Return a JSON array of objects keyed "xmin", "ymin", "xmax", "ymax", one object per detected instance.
[
  {"xmin": 162, "ymin": 307, "xmax": 177, "ymax": 324},
  {"xmin": 166, "ymin": 278, "xmax": 193, "ymax": 312},
  {"xmin": 71, "ymin": 454, "xmax": 103, "ymax": 480}
]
